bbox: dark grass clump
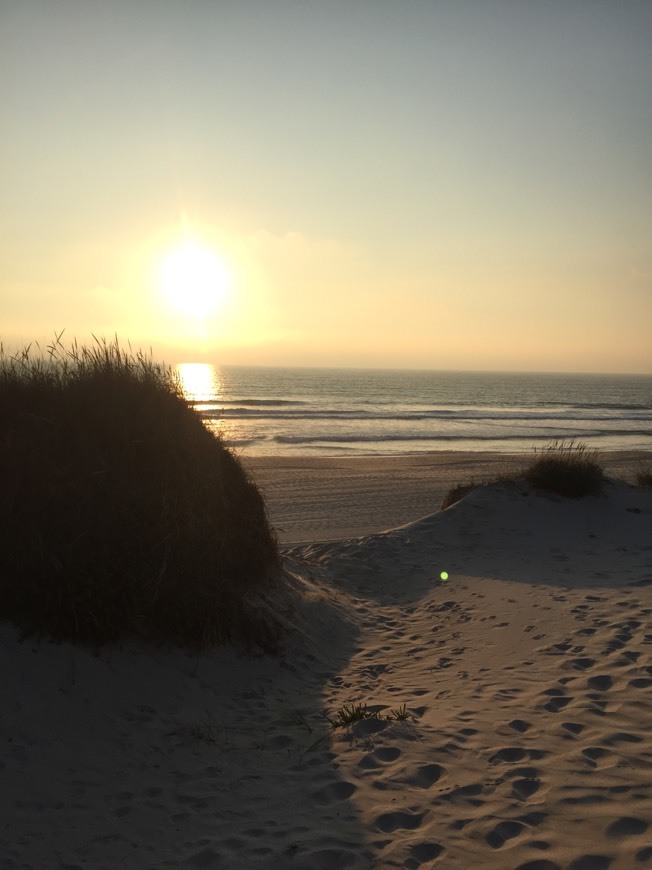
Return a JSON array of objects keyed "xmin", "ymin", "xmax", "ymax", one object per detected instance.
[
  {"xmin": 440, "ymin": 442, "xmax": 605, "ymax": 508},
  {"xmin": 523, "ymin": 440, "xmax": 604, "ymax": 498},
  {"xmin": 440, "ymin": 482, "xmax": 478, "ymax": 510},
  {"xmin": 441, "ymin": 468, "xmax": 519, "ymax": 509},
  {"xmin": 0, "ymin": 335, "xmax": 281, "ymax": 650},
  {"xmin": 635, "ymin": 463, "xmax": 652, "ymax": 489}
]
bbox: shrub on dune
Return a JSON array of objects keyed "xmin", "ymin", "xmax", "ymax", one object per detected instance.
[
  {"xmin": 440, "ymin": 441, "xmax": 605, "ymax": 508},
  {"xmin": 0, "ymin": 336, "xmax": 280, "ymax": 650},
  {"xmin": 523, "ymin": 440, "xmax": 604, "ymax": 498}
]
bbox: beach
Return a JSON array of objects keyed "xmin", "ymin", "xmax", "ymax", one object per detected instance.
[
  {"xmin": 246, "ymin": 449, "xmax": 651, "ymax": 543},
  {"xmin": 3, "ymin": 450, "xmax": 652, "ymax": 868}
]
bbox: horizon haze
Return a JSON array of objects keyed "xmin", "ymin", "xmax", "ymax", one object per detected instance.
[{"xmin": 2, "ymin": 1, "xmax": 651, "ymax": 374}]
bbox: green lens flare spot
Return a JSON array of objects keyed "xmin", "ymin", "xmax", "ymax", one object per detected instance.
[{"xmin": 440, "ymin": 571, "xmax": 449, "ymax": 581}]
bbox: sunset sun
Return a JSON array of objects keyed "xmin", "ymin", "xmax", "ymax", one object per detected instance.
[{"xmin": 158, "ymin": 241, "xmax": 230, "ymax": 320}]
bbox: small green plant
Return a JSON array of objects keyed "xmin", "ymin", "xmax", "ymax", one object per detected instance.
[
  {"xmin": 328, "ymin": 702, "xmax": 414, "ymax": 730},
  {"xmin": 386, "ymin": 703, "xmax": 413, "ymax": 721},
  {"xmin": 328, "ymin": 703, "xmax": 381, "ymax": 729},
  {"xmin": 524, "ymin": 440, "xmax": 604, "ymax": 498}
]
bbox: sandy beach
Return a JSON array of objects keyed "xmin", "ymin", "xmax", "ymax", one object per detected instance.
[
  {"xmin": 2, "ymin": 451, "xmax": 652, "ymax": 868},
  {"xmin": 246, "ymin": 450, "xmax": 651, "ymax": 543}
]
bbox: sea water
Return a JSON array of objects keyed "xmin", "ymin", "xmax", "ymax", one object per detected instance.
[{"xmin": 176, "ymin": 364, "xmax": 652, "ymax": 457}]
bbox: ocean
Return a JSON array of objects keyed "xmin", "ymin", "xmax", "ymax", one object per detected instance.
[{"xmin": 175, "ymin": 364, "xmax": 652, "ymax": 457}]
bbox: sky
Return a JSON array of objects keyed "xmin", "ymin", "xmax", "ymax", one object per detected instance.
[{"xmin": 2, "ymin": 0, "xmax": 651, "ymax": 373}]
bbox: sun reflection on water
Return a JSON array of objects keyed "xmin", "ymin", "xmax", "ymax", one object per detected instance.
[{"xmin": 176, "ymin": 363, "xmax": 222, "ymax": 406}]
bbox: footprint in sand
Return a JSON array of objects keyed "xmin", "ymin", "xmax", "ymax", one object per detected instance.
[
  {"xmin": 489, "ymin": 747, "xmax": 547, "ymax": 765},
  {"xmin": 561, "ymin": 721, "xmax": 585, "ymax": 736},
  {"xmin": 604, "ymin": 634, "xmax": 632, "ymax": 653},
  {"xmin": 568, "ymin": 657, "xmax": 596, "ymax": 670},
  {"xmin": 615, "ymin": 650, "xmax": 641, "ymax": 665},
  {"xmin": 490, "ymin": 747, "xmax": 528, "ymax": 763},
  {"xmin": 629, "ymin": 677, "xmax": 652, "ymax": 688},
  {"xmin": 503, "ymin": 766, "xmax": 543, "ymax": 801},
  {"xmin": 581, "ymin": 746, "xmax": 613, "ymax": 769},
  {"xmin": 515, "ymin": 861, "xmax": 562, "ymax": 870},
  {"xmin": 495, "ymin": 718, "xmax": 531, "ymax": 737},
  {"xmin": 358, "ymin": 747, "xmax": 401, "ymax": 769},
  {"xmin": 375, "ymin": 809, "xmax": 425, "ymax": 833},
  {"xmin": 440, "ymin": 783, "xmax": 484, "ymax": 805},
  {"xmin": 603, "ymin": 731, "xmax": 643, "ymax": 746},
  {"xmin": 409, "ymin": 842, "xmax": 443, "ymax": 862},
  {"xmin": 551, "ymin": 641, "xmax": 572, "ymax": 652},
  {"xmin": 584, "ymin": 694, "xmax": 608, "ymax": 716},
  {"xmin": 568, "ymin": 857, "xmax": 612, "ymax": 870},
  {"xmin": 411, "ymin": 763, "xmax": 445, "ymax": 789},
  {"xmin": 512, "ymin": 777, "xmax": 542, "ymax": 800},
  {"xmin": 605, "ymin": 816, "xmax": 648, "ymax": 837},
  {"xmin": 350, "ymin": 718, "xmax": 390, "ymax": 738},
  {"xmin": 310, "ymin": 780, "xmax": 356, "ymax": 806},
  {"xmin": 458, "ymin": 726, "xmax": 479, "ymax": 736},
  {"xmin": 544, "ymin": 695, "xmax": 572, "ymax": 713},
  {"xmin": 587, "ymin": 674, "xmax": 613, "ymax": 691},
  {"xmin": 485, "ymin": 819, "xmax": 526, "ymax": 848}
]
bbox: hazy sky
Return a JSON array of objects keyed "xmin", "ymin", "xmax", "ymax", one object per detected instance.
[{"xmin": 2, "ymin": 0, "xmax": 651, "ymax": 372}]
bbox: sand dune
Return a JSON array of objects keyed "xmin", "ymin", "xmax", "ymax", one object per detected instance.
[
  {"xmin": 246, "ymin": 450, "xmax": 650, "ymax": 544},
  {"xmin": 2, "ymin": 471, "xmax": 651, "ymax": 868}
]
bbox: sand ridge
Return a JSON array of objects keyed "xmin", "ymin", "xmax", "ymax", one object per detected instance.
[{"xmin": 2, "ymin": 475, "xmax": 651, "ymax": 868}]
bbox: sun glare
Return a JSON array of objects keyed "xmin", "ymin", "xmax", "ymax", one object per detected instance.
[
  {"xmin": 176, "ymin": 362, "xmax": 221, "ymax": 405},
  {"xmin": 158, "ymin": 241, "xmax": 230, "ymax": 320}
]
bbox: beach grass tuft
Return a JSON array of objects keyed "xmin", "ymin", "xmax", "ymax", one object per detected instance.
[
  {"xmin": 328, "ymin": 702, "xmax": 415, "ymax": 729},
  {"xmin": 523, "ymin": 439, "xmax": 604, "ymax": 498},
  {"xmin": 0, "ymin": 334, "xmax": 281, "ymax": 650},
  {"xmin": 328, "ymin": 703, "xmax": 381, "ymax": 729},
  {"xmin": 440, "ymin": 482, "xmax": 479, "ymax": 510},
  {"xmin": 441, "ymin": 440, "xmax": 605, "ymax": 508}
]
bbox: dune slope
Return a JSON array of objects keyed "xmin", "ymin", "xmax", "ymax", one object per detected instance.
[{"xmin": 2, "ymin": 479, "xmax": 651, "ymax": 869}]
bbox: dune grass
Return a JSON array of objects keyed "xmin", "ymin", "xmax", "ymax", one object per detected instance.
[
  {"xmin": 440, "ymin": 482, "xmax": 478, "ymax": 511},
  {"xmin": 327, "ymin": 702, "xmax": 414, "ymax": 729},
  {"xmin": 0, "ymin": 335, "xmax": 281, "ymax": 650},
  {"xmin": 523, "ymin": 439, "xmax": 604, "ymax": 498},
  {"xmin": 441, "ymin": 440, "xmax": 605, "ymax": 508},
  {"xmin": 635, "ymin": 463, "xmax": 652, "ymax": 488}
]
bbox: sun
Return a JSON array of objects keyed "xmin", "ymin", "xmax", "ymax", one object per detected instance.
[{"xmin": 158, "ymin": 241, "xmax": 230, "ymax": 320}]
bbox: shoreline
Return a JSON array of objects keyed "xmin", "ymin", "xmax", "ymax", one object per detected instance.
[{"xmin": 245, "ymin": 449, "xmax": 652, "ymax": 544}]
